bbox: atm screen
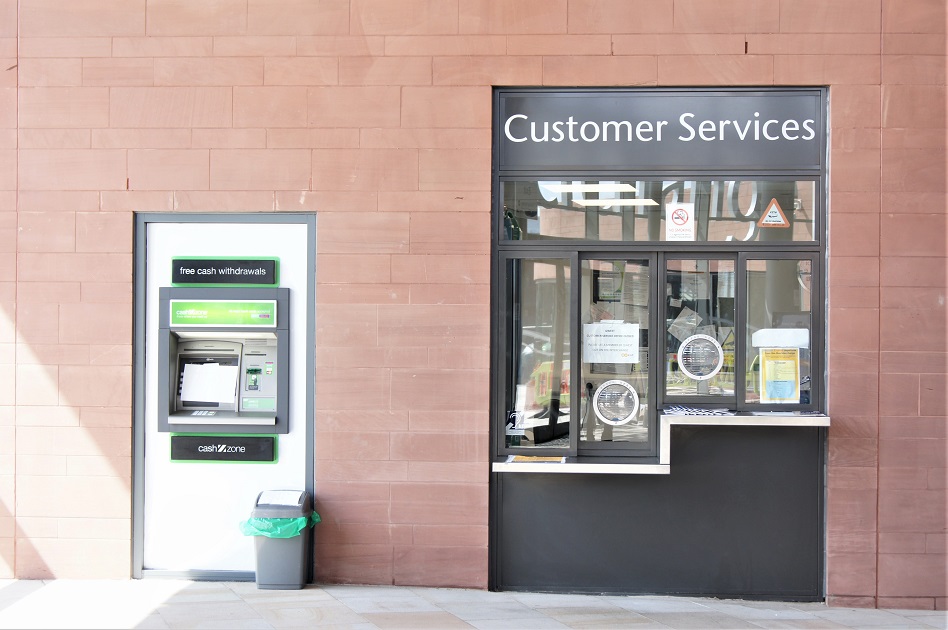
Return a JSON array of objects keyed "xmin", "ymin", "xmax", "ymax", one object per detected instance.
[{"xmin": 176, "ymin": 355, "xmax": 240, "ymax": 409}]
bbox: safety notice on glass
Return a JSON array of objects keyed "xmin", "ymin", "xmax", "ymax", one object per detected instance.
[
  {"xmin": 583, "ymin": 322, "xmax": 639, "ymax": 364},
  {"xmin": 760, "ymin": 348, "xmax": 800, "ymax": 403},
  {"xmin": 666, "ymin": 203, "xmax": 695, "ymax": 241}
]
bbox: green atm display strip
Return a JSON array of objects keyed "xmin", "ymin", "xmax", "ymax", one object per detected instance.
[
  {"xmin": 170, "ymin": 434, "xmax": 278, "ymax": 463},
  {"xmin": 242, "ymin": 397, "xmax": 276, "ymax": 411},
  {"xmin": 170, "ymin": 300, "xmax": 277, "ymax": 327}
]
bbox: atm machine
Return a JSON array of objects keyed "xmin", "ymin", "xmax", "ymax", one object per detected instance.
[{"xmin": 158, "ymin": 287, "xmax": 289, "ymax": 439}]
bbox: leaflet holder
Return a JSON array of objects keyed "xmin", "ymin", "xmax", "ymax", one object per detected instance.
[{"xmin": 158, "ymin": 287, "xmax": 290, "ymax": 434}]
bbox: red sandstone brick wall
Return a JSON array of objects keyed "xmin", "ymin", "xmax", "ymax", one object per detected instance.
[{"xmin": 1, "ymin": 0, "xmax": 944, "ymax": 608}]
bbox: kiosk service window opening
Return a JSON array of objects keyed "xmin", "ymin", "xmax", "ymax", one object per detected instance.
[{"xmin": 491, "ymin": 88, "xmax": 830, "ymax": 473}]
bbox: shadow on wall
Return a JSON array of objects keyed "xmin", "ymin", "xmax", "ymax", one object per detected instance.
[
  {"xmin": 5, "ymin": 291, "xmax": 134, "ymax": 579},
  {"xmin": 1, "ymin": 498, "xmax": 50, "ymax": 579}
]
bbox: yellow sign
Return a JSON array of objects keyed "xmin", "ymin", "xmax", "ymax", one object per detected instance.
[{"xmin": 760, "ymin": 348, "xmax": 800, "ymax": 403}]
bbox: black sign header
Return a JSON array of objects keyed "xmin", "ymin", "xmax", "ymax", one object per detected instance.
[
  {"xmin": 172, "ymin": 259, "xmax": 278, "ymax": 285},
  {"xmin": 496, "ymin": 88, "xmax": 825, "ymax": 172},
  {"xmin": 171, "ymin": 435, "xmax": 276, "ymax": 462}
]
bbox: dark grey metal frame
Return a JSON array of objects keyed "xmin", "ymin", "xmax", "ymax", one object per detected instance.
[
  {"xmin": 132, "ymin": 213, "xmax": 317, "ymax": 581},
  {"xmin": 489, "ymin": 86, "xmax": 829, "ymax": 595}
]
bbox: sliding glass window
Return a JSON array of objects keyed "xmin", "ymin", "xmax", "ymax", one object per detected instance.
[
  {"xmin": 502, "ymin": 257, "xmax": 573, "ymax": 453},
  {"xmin": 744, "ymin": 256, "xmax": 817, "ymax": 407},
  {"xmin": 663, "ymin": 257, "xmax": 736, "ymax": 400}
]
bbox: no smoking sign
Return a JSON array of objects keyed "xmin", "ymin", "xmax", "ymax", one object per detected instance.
[{"xmin": 666, "ymin": 202, "xmax": 696, "ymax": 241}]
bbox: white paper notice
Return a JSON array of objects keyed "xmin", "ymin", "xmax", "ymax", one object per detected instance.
[
  {"xmin": 181, "ymin": 363, "xmax": 239, "ymax": 404},
  {"xmin": 583, "ymin": 322, "xmax": 639, "ymax": 364},
  {"xmin": 668, "ymin": 307, "xmax": 701, "ymax": 342}
]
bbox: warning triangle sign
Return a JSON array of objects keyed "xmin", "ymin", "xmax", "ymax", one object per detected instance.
[{"xmin": 758, "ymin": 198, "xmax": 790, "ymax": 228}]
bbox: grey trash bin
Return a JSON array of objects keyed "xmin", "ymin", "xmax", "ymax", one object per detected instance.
[{"xmin": 246, "ymin": 490, "xmax": 314, "ymax": 590}]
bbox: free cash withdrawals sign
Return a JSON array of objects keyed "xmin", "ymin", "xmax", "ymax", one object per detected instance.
[{"xmin": 172, "ymin": 259, "xmax": 278, "ymax": 286}]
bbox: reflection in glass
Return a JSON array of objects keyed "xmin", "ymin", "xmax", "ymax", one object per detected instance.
[
  {"xmin": 745, "ymin": 259, "xmax": 812, "ymax": 404},
  {"xmin": 502, "ymin": 179, "xmax": 816, "ymax": 242},
  {"xmin": 581, "ymin": 260, "xmax": 649, "ymax": 444},
  {"xmin": 677, "ymin": 334, "xmax": 725, "ymax": 381},
  {"xmin": 665, "ymin": 259, "xmax": 736, "ymax": 398},
  {"xmin": 505, "ymin": 259, "xmax": 571, "ymax": 449},
  {"xmin": 592, "ymin": 380, "xmax": 640, "ymax": 425}
]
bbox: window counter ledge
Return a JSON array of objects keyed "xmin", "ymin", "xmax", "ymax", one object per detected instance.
[
  {"xmin": 492, "ymin": 461, "xmax": 671, "ymax": 475},
  {"xmin": 492, "ymin": 414, "xmax": 829, "ymax": 475},
  {"xmin": 659, "ymin": 413, "xmax": 830, "ymax": 465}
]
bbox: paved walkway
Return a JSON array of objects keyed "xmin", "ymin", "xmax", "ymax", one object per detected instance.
[{"xmin": 0, "ymin": 579, "xmax": 944, "ymax": 629}]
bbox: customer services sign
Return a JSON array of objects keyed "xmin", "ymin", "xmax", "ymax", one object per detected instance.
[{"xmin": 496, "ymin": 88, "xmax": 825, "ymax": 172}]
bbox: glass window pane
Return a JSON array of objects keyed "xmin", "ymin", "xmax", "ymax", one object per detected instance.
[
  {"xmin": 581, "ymin": 260, "xmax": 650, "ymax": 444},
  {"xmin": 505, "ymin": 259, "xmax": 571, "ymax": 449},
  {"xmin": 502, "ymin": 180, "xmax": 816, "ymax": 242},
  {"xmin": 665, "ymin": 259, "xmax": 736, "ymax": 398},
  {"xmin": 745, "ymin": 259, "xmax": 813, "ymax": 405}
]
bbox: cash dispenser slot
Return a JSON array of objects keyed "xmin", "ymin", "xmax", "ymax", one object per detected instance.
[
  {"xmin": 158, "ymin": 287, "xmax": 290, "ymax": 434},
  {"xmin": 176, "ymin": 341, "xmax": 241, "ymax": 413},
  {"xmin": 171, "ymin": 339, "xmax": 278, "ymax": 426}
]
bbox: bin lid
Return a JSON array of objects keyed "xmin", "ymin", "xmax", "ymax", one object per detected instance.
[
  {"xmin": 257, "ymin": 490, "xmax": 306, "ymax": 506},
  {"xmin": 252, "ymin": 490, "xmax": 312, "ymax": 518}
]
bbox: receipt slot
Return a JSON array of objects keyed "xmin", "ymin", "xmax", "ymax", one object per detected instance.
[{"xmin": 158, "ymin": 287, "xmax": 290, "ymax": 435}]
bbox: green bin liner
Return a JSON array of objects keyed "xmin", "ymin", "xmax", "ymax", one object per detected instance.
[{"xmin": 239, "ymin": 513, "xmax": 321, "ymax": 538}]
